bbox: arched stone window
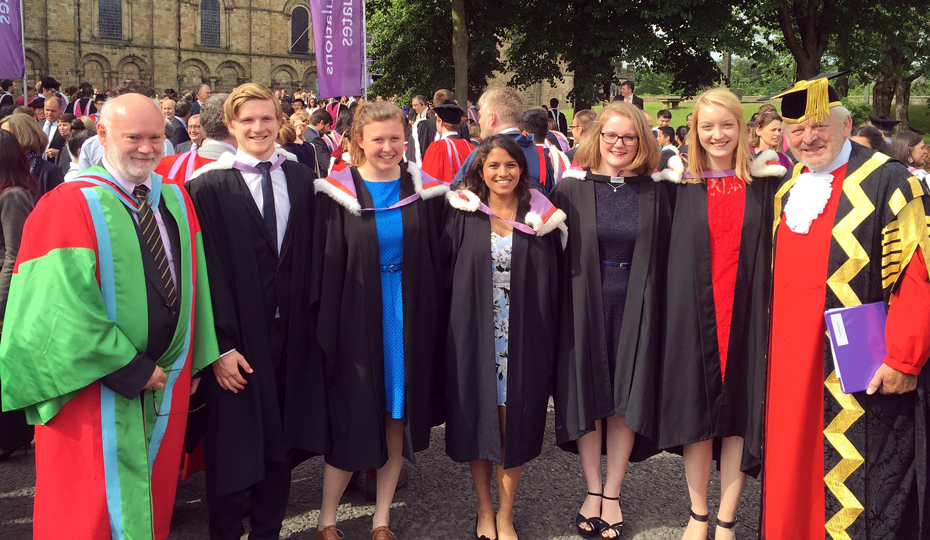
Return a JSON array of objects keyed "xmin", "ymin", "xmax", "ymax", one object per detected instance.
[
  {"xmin": 291, "ymin": 7, "xmax": 310, "ymax": 54},
  {"xmin": 99, "ymin": 0, "xmax": 122, "ymax": 39},
  {"xmin": 201, "ymin": 0, "xmax": 221, "ymax": 48}
]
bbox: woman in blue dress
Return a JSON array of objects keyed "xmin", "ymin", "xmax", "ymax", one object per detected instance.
[{"xmin": 311, "ymin": 102, "xmax": 449, "ymax": 540}]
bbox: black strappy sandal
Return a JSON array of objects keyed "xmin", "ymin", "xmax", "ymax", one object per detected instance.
[
  {"xmin": 689, "ymin": 507, "xmax": 709, "ymax": 524},
  {"xmin": 599, "ymin": 495, "xmax": 624, "ymax": 538},
  {"xmin": 716, "ymin": 515, "xmax": 738, "ymax": 534},
  {"xmin": 575, "ymin": 492, "xmax": 607, "ymax": 539}
]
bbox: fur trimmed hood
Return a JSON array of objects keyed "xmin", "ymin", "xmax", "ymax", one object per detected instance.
[
  {"xmin": 314, "ymin": 161, "xmax": 449, "ymax": 216},
  {"xmin": 189, "ymin": 147, "xmax": 298, "ymax": 180},
  {"xmin": 750, "ymin": 149, "xmax": 788, "ymax": 178},
  {"xmin": 652, "ymin": 154, "xmax": 684, "ymax": 183},
  {"xmin": 445, "ymin": 188, "xmax": 568, "ymax": 243},
  {"xmin": 561, "ymin": 168, "xmax": 586, "ymax": 182}
]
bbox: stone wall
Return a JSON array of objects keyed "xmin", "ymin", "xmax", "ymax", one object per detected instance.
[{"xmin": 23, "ymin": 0, "xmax": 319, "ymax": 94}]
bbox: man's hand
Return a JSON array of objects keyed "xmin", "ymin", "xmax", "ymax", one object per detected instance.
[
  {"xmin": 46, "ymin": 148, "xmax": 59, "ymax": 160},
  {"xmin": 190, "ymin": 377, "xmax": 201, "ymax": 396},
  {"xmin": 866, "ymin": 364, "xmax": 918, "ymax": 395},
  {"xmin": 142, "ymin": 365, "xmax": 168, "ymax": 391},
  {"xmin": 212, "ymin": 350, "xmax": 252, "ymax": 393}
]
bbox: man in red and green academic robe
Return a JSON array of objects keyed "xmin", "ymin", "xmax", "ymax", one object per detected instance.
[
  {"xmin": 0, "ymin": 92, "xmax": 219, "ymax": 540},
  {"xmin": 764, "ymin": 76, "xmax": 930, "ymax": 539}
]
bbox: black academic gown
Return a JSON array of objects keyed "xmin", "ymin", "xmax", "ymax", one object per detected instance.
[
  {"xmin": 549, "ymin": 171, "xmax": 672, "ymax": 457},
  {"xmin": 441, "ymin": 195, "xmax": 561, "ymax": 469},
  {"xmin": 187, "ymin": 156, "xmax": 327, "ymax": 498},
  {"xmin": 311, "ymin": 164, "xmax": 447, "ymax": 472},
  {"xmin": 657, "ymin": 172, "xmax": 776, "ymax": 476}
]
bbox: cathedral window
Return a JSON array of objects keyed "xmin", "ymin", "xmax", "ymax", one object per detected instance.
[{"xmin": 201, "ymin": 0, "xmax": 221, "ymax": 48}]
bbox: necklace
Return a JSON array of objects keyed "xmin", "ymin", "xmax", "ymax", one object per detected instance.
[
  {"xmin": 491, "ymin": 199, "xmax": 517, "ymax": 237},
  {"xmin": 589, "ymin": 169, "xmax": 629, "ymax": 192}
]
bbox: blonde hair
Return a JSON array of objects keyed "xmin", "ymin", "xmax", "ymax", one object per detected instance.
[
  {"xmin": 290, "ymin": 110, "xmax": 310, "ymax": 124},
  {"xmin": 223, "ymin": 83, "xmax": 284, "ymax": 125},
  {"xmin": 2, "ymin": 113, "xmax": 47, "ymax": 154},
  {"xmin": 477, "ymin": 87, "xmax": 523, "ymax": 127},
  {"xmin": 79, "ymin": 115, "xmax": 97, "ymax": 133},
  {"xmin": 573, "ymin": 102, "xmax": 659, "ymax": 176},
  {"xmin": 277, "ymin": 121, "xmax": 297, "ymax": 146},
  {"xmin": 349, "ymin": 101, "xmax": 407, "ymax": 166},
  {"xmin": 686, "ymin": 88, "xmax": 751, "ymax": 182}
]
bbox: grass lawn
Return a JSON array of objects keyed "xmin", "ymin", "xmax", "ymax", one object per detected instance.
[{"xmin": 564, "ymin": 103, "xmax": 930, "ymax": 142}]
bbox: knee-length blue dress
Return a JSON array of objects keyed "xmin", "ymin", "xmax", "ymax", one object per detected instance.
[{"xmin": 364, "ymin": 178, "xmax": 406, "ymax": 419}]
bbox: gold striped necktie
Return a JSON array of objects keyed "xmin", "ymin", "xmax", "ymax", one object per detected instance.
[{"xmin": 133, "ymin": 185, "xmax": 177, "ymax": 309}]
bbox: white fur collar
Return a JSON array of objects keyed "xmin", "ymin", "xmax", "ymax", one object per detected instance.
[
  {"xmin": 562, "ymin": 168, "xmax": 586, "ymax": 181},
  {"xmin": 652, "ymin": 154, "xmax": 684, "ymax": 183},
  {"xmin": 446, "ymin": 189, "xmax": 481, "ymax": 211},
  {"xmin": 313, "ymin": 162, "xmax": 449, "ymax": 217},
  {"xmin": 783, "ymin": 171, "xmax": 834, "ymax": 234},
  {"xmin": 751, "ymin": 149, "xmax": 788, "ymax": 178},
  {"xmin": 189, "ymin": 147, "xmax": 297, "ymax": 180}
]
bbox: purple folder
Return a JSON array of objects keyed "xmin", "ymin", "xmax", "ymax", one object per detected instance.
[{"xmin": 824, "ymin": 302, "xmax": 888, "ymax": 394}]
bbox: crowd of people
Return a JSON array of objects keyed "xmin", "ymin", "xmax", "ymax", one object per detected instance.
[{"xmin": 0, "ymin": 72, "xmax": 928, "ymax": 540}]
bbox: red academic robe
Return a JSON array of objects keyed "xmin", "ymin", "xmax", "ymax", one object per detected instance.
[
  {"xmin": 765, "ymin": 161, "xmax": 930, "ymax": 539},
  {"xmin": 421, "ymin": 135, "xmax": 474, "ymax": 184},
  {"xmin": 155, "ymin": 150, "xmax": 216, "ymax": 186}
]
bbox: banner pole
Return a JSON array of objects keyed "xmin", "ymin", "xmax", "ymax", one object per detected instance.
[
  {"xmin": 362, "ymin": 0, "xmax": 367, "ymax": 101},
  {"xmin": 20, "ymin": 0, "xmax": 27, "ymax": 97}
]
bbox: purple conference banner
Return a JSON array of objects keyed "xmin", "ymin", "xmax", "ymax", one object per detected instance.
[
  {"xmin": 310, "ymin": 0, "xmax": 364, "ymax": 99},
  {"xmin": 0, "ymin": 0, "xmax": 25, "ymax": 78}
]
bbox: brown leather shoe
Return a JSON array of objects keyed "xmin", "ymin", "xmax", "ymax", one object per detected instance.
[
  {"xmin": 317, "ymin": 525, "xmax": 344, "ymax": 540},
  {"xmin": 370, "ymin": 526, "xmax": 397, "ymax": 540}
]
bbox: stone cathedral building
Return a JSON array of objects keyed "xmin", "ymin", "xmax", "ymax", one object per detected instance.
[{"xmin": 22, "ymin": 0, "xmax": 318, "ymax": 94}]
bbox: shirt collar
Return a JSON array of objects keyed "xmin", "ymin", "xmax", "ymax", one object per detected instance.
[
  {"xmin": 812, "ymin": 139, "xmax": 852, "ymax": 175},
  {"xmin": 440, "ymin": 131, "xmax": 458, "ymax": 140},
  {"xmin": 497, "ymin": 127, "xmax": 521, "ymax": 136},
  {"xmin": 102, "ymin": 157, "xmax": 152, "ymax": 196},
  {"xmin": 202, "ymin": 140, "xmax": 237, "ymax": 153},
  {"xmin": 234, "ymin": 147, "xmax": 275, "ymax": 167},
  {"xmin": 307, "ymin": 126, "xmax": 320, "ymax": 137},
  {"xmin": 176, "ymin": 117, "xmax": 187, "ymax": 128}
]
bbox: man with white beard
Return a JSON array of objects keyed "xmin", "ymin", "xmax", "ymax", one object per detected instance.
[{"xmin": 0, "ymin": 92, "xmax": 219, "ymax": 540}]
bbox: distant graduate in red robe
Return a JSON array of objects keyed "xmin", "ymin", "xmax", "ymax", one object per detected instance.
[{"xmin": 421, "ymin": 104, "xmax": 475, "ymax": 185}]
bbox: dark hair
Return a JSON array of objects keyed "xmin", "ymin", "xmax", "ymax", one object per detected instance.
[
  {"xmin": 0, "ymin": 105, "xmax": 14, "ymax": 118},
  {"xmin": 335, "ymin": 108, "xmax": 353, "ymax": 135},
  {"xmin": 657, "ymin": 109, "xmax": 672, "ymax": 120},
  {"xmin": 657, "ymin": 126, "xmax": 675, "ymax": 141},
  {"xmin": 70, "ymin": 117, "xmax": 86, "ymax": 131},
  {"xmin": 175, "ymin": 98, "xmax": 192, "ymax": 118},
  {"xmin": 0, "ymin": 130, "xmax": 39, "ymax": 199},
  {"xmin": 889, "ymin": 131, "xmax": 924, "ymax": 164},
  {"xmin": 0, "ymin": 79, "xmax": 12, "ymax": 92},
  {"xmin": 621, "ymin": 80, "xmax": 634, "ymax": 91},
  {"xmin": 310, "ymin": 108, "xmax": 333, "ymax": 126},
  {"xmin": 549, "ymin": 98, "xmax": 560, "ymax": 108},
  {"xmin": 458, "ymin": 135, "xmax": 532, "ymax": 213},
  {"xmin": 279, "ymin": 101, "xmax": 295, "ymax": 117},
  {"xmin": 519, "ymin": 109, "xmax": 549, "ymax": 142},
  {"xmin": 78, "ymin": 82, "xmax": 93, "ymax": 98},
  {"xmin": 60, "ymin": 113, "xmax": 76, "ymax": 125},
  {"xmin": 851, "ymin": 125, "xmax": 884, "ymax": 150},
  {"xmin": 67, "ymin": 128, "xmax": 93, "ymax": 156},
  {"xmin": 676, "ymin": 126, "xmax": 690, "ymax": 146}
]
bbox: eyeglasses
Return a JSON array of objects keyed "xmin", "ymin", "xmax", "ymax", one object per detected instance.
[
  {"xmin": 150, "ymin": 369, "xmax": 206, "ymax": 417},
  {"xmin": 570, "ymin": 125, "xmax": 580, "ymax": 129},
  {"xmin": 601, "ymin": 133, "xmax": 639, "ymax": 145}
]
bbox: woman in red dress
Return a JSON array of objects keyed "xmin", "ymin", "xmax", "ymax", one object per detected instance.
[{"xmin": 658, "ymin": 88, "xmax": 786, "ymax": 540}]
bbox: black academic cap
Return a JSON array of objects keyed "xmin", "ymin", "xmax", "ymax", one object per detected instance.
[
  {"xmin": 433, "ymin": 103, "xmax": 464, "ymax": 124},
  {"xmin": 771, "ymin": 71, "xmax": 848, "ymax": 124},
  {"xmin": 40, "ymin": 76, "xmax": 61, "ymax": 89},
  {"xmin": 868, "ymin": 115, "xmax": 900, "ymax": 131}
]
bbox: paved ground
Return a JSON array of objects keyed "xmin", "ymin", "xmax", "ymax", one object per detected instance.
[{"xmin": 0, "ymin": 406, "xmax": 759, "ymax": 539}]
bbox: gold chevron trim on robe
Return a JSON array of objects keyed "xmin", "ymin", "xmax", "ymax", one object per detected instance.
[{"xmin": 823, "ymin": 372, "xmax": 865, "ymax": 540}]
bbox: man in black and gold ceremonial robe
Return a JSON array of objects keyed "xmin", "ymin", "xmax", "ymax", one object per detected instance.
[{"xmin": 763, "ymin": 75, "xmax": 930, "ymax": 540}]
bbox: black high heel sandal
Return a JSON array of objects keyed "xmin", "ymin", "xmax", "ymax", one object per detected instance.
[
  {"xmin": 575, "ymin": 492, "xmax": 608, "ymax": 539},
  {"xmin": 688, "ymin": 507, "xmax": 709, "ymax": 524},
  {"xmin": 598, "ymin": 495, "xmax": 624, "ymax": 538},
  {"xmin": 716, "ymin": 515, "xmax": 738, "ymax": 533},
  {"xmin": 0, "ymin": 442, "xmax": 30, "ymax": 463}
]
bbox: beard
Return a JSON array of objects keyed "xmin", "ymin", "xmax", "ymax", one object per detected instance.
[{"xmin": 106, "ymin": 146, "xmax": 161, "ymax": 183}]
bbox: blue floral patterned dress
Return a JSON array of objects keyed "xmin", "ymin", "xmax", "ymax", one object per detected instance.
[
  {"xmin": 364, "ymin": 178, "xmax": 406, "ymax": 419},
  {"xmin": 491, "ymin": 231, "xmax": 513, "ymax": 406}
]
